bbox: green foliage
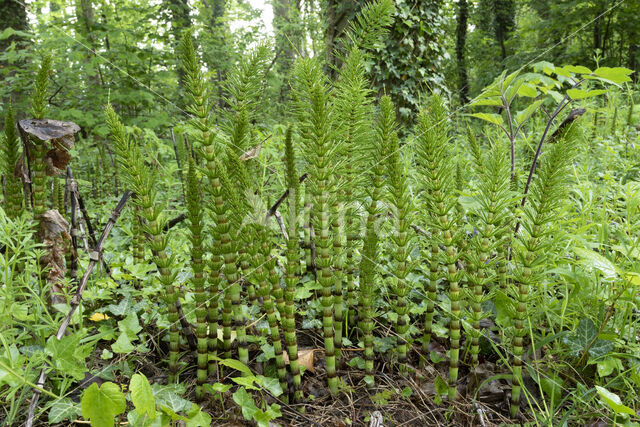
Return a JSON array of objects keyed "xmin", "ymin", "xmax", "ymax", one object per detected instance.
[
  {"xmin": 81, "ymin": 382, "xmax": 126, "ymax": 427},
  {"xmin": 105, "ymin": 105, "xmax": 181, "ymax": 381},
  {"xmin": 2, "ymin": 101, "xmax": 23, "ymax": 218},
  {"xmin": 30, "ymin": 55, "xmax": 51, "ymax": 120}
]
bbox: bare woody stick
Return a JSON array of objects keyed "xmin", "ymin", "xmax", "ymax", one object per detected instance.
[
  {"xmin": 26, "ymin": 190, "xmax": 132, "ymax": 427},
  {"xmin": 67, "ymin": 169, "xmax": 79, "ymax": 285}
]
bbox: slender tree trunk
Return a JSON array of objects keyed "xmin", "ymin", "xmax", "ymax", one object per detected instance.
[{"xmin": 456, "ymin": 0, "xmax": 469, "ymax": 105}]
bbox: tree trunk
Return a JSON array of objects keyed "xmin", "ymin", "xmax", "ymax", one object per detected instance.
[
  {"xmin": 273, "ymin": 0, "xmax": 304, "ymax": 100},
  {"xmin": 456, "ymin": 0, "xmax": 469, "ymax": 105},
  {"xmin": 324, "ymin": 0, "xmax": 361, "ymax": 78}
]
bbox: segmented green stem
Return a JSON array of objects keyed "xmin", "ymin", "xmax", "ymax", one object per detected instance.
[
  {"xmin": 294, "ymin": 59, "xmax": 337, "ymax": 394},
  {"xmin": 186, "ymin": 155, "xmax": 207, "ymax": 399},
  {"xmin": 284, "ymin": 127, "xmax": 303, "ymax": 402},
  {"xmin": 105, "ymin": 106, "xmax": 180, "ymax": 382},
  {"xmin": 385, "ymin": 96, "xmax": 411, "ymax": 372},
  {"xmin": 415, "ymin": 96, "xmax": 459, "ymax": 400},
  {"xmin": 264, "ymin": 232, "xmax": 289, "ymax": 400}
]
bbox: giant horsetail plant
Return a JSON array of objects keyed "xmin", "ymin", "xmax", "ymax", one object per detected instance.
[
  {"xmin": 179, "ymin": 30, "xmax": 231, "ymax": 366},
  {"xmin": 180, "ymin": 31, "xmax": 254, "ymax": 366},
  {"xmin": 383, "ymin": 96, "xmax": 414, "ymax": 373},
  {"xmin": 466, "ymin": 133, "xmax": 512, "ymax": 369},
  {"xmin": 292, "ymin": 57, "xmax": 339, "ymax": 394},
  {"xmin": 185, "ymin": 153, "xmax": 207, "ymax": 399},
  {"xmin": 283, "ymin": 126, "xmax": 303, "ymax": 402},
  {"xmin": 2, "ymin": 101, "xmax": 23, "ymax": 219},
  {"xmin": 105, "ymin": 106, "xmax": 181, "ymax": 382},
  {"xmin": 222, "ymin": 44, "xmax": 272, "ymax": 310},
  {"xmin": 327, "ymin": 0, "xmax": 395, "ymax": 362},
  {"xmin": 415, "ymin": 95, "xmax": 462, "ymax": 401},
  {"xmin": 510, "ymin": 122, "xmax": 581, "ymax": 417},
  {"xmin": 29, "ymin": 55, "xmax": 52, "ymax": 222},
  {"xmin": 330, "ymin": 47, "xmax": 373, "ymax": 359},
  {"xmin": 358, "ymin": 95, "xmax": 394, "ymax": 386}
]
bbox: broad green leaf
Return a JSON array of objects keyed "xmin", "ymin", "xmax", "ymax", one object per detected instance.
[
  {"xmin": 574, "ymin": 247, "xmax": 618, "ymax": 279},
  {"xmin": 540, "ymin": 374, "xmax": 562, "ymax": 407},
  {"xmin": 593, "ymin": 67, "xmax": 633, "ymax": 84},
  {"xmin": 470, "ymin": 97, "xmax": 503, "ymax": 107},
  {"xmin": 515, "ymin": 100, "xmax": 544, "ymax": 126},
  {"xmin": 567, "ymin": 89, "xmax": 607, "ymax": 100},
  {"xmin": 434, "ymin": 375, "xmax": 448, "ymax": 396},
  {"xmin": 256, "ymin": 375, "xmax": 283, "ymax": 397},
  {"xmin": 111, "ymin": 332, "xmax": 135, "ymax": 354},
  {"xmin": 185, "ymin": 404, "xmax": 212, "ymax": 427},
  {"xmin": 127, "ymin": 409, "xmax": 165, "ymax": 427},
  {"xmin": 505, "ymin": 78, "xmax": 525, "ymax": 103},
  {"xmin": 500, "ymin": 70, "xmax": 520, "ymax": 92},
  {"xmin": 81, "ymin": 382, "xmax": 126, "ymax": 427},
  {"xmin": 588, "ymin": 338, "xmax": 614, "ymax": 359},
  {"xmin": 45, "ymin": 335, "xmax": 87, "ymax": 380},
  {"xmin": 596, "ymin": 357, "xmax": 623, "ymax": 377},
  {"xmin": 253, "ymin": 404, "xmax": 282, "ymax": 427},
  {"xmin": 48, "ymin": 398, "xmax": 81, "ymax": 424},
  {"xmin": 233, "ymin": 387, "xmax": 258, "ymax": 421},
  {"xmin": 470, "ymin": 113, "xmax": 503, "ymax": 126},
  {"xmin": 131, "ymin": 373, "xmax": 156, "ymax": 419},
  {"xmin": 203, "ymin": 383, "xmax": 232, "ymax": 394},
  {"xmin": 596, "ymin": 386, "xmax": 636, "ymax": 416},
  {"xmin": 152, "ymin": 384, "xmax": 191, "ymax": 413},
  {"xmin": 215, "ymin": 357, "xmax": 253, "ymax": 376},
  {"xmin": 231, "ymin": 375, "xmax": 260, "ymax": 390},
  {"xmin": 118, "ymin": 312, "xmax": 142, "ymax": 339},
  {"xmin": 516, "ymin": 83, "xmax": 538, "ymax": 98},
  {"xmin": 563, "ymin": 318, "xmax": 596, "ymax": 356},
  {"xmin": 563, "ymin": 65, "xmax": 592, "ymax": 74},
  {"xmin": 494, "ymin": 290, "xmax": 516, "ymax": 326}
]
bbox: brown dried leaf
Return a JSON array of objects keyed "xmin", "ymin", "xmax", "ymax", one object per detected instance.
[
  {"xmin": 239, "ymin": 143, "xmax": 262, "ymax": 161},
  {"xmin": 19, "ymin": 119, "xmax": 80, "ymax": 176},
  {"xmin": 283, "ymin": 347, "xmax": 317, "ymax": 374}
]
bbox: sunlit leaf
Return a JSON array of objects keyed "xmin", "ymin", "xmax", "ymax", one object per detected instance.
[{"xmin": 470, "ymin": 113, "xmax": 503, "ymax": 126}]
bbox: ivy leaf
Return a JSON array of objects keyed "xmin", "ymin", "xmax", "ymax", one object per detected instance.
[
  {"xmin": 152, "ymin": 384, "xmax": 191, "ymax": 414},
  {"xmin": 231, "ymin": 375, "xmax": 260, "ymax": 390},
  {"xmin": 45, "ymin": 335, "xmax": 87, "ymax": 380},
  {"xmin": 112, "ymin": 332, "xmax": 135, "ymax": 354},
  {"xmin": 203, "ymin": 383, "xmax": 232, "ymax": 394},
  {"xmin": 233, "ymin": 387, "xmax": 258, "ymax": 421},
  {"xmin": 253, "ymin": 404, "xmax": 282, "ymax": 427},
  {"xmin": 566, "ymin": 89, "xmax": 607, "ymax": 100},
  {"xmin": 48, "ymin": 398, "xmax": 81, "ymax": 424},
  {"xmin": 185, "ymin": 403, "xmax": 212, "ymax": 427},
  {"xmin": 563, "ymin": 318, "xmax": 613, "ymax": 359},
  {"xmin": 130, "ymin": 373, "xmax": 156, "ymax": 419},
  {"xmin": 470, "ymin": 113, "xmax": 503, "ymax": 126},
  {"xmin": 81, "ymin": 382, "xmax": 126, "ymax": 427},
  {"xmin": 256, "ymin": 375, "xmax": 283, "ymax": 397},
  {"xmin": 118, "ymin": 312, "xmax": 142, "ymax": 340},
  {"xmin": 596, "ymin": 386, "xmax": 636, "ymax": 416}
]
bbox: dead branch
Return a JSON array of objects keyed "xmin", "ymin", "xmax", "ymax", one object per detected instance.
[{"xmin": 26, "ymin": 190, "xmax": 132, "ymax": 427}]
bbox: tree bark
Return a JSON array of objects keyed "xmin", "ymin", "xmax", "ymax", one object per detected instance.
[{"xmin": 456, "ymin": 0, "xmax": 470, "ymax": 105}]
